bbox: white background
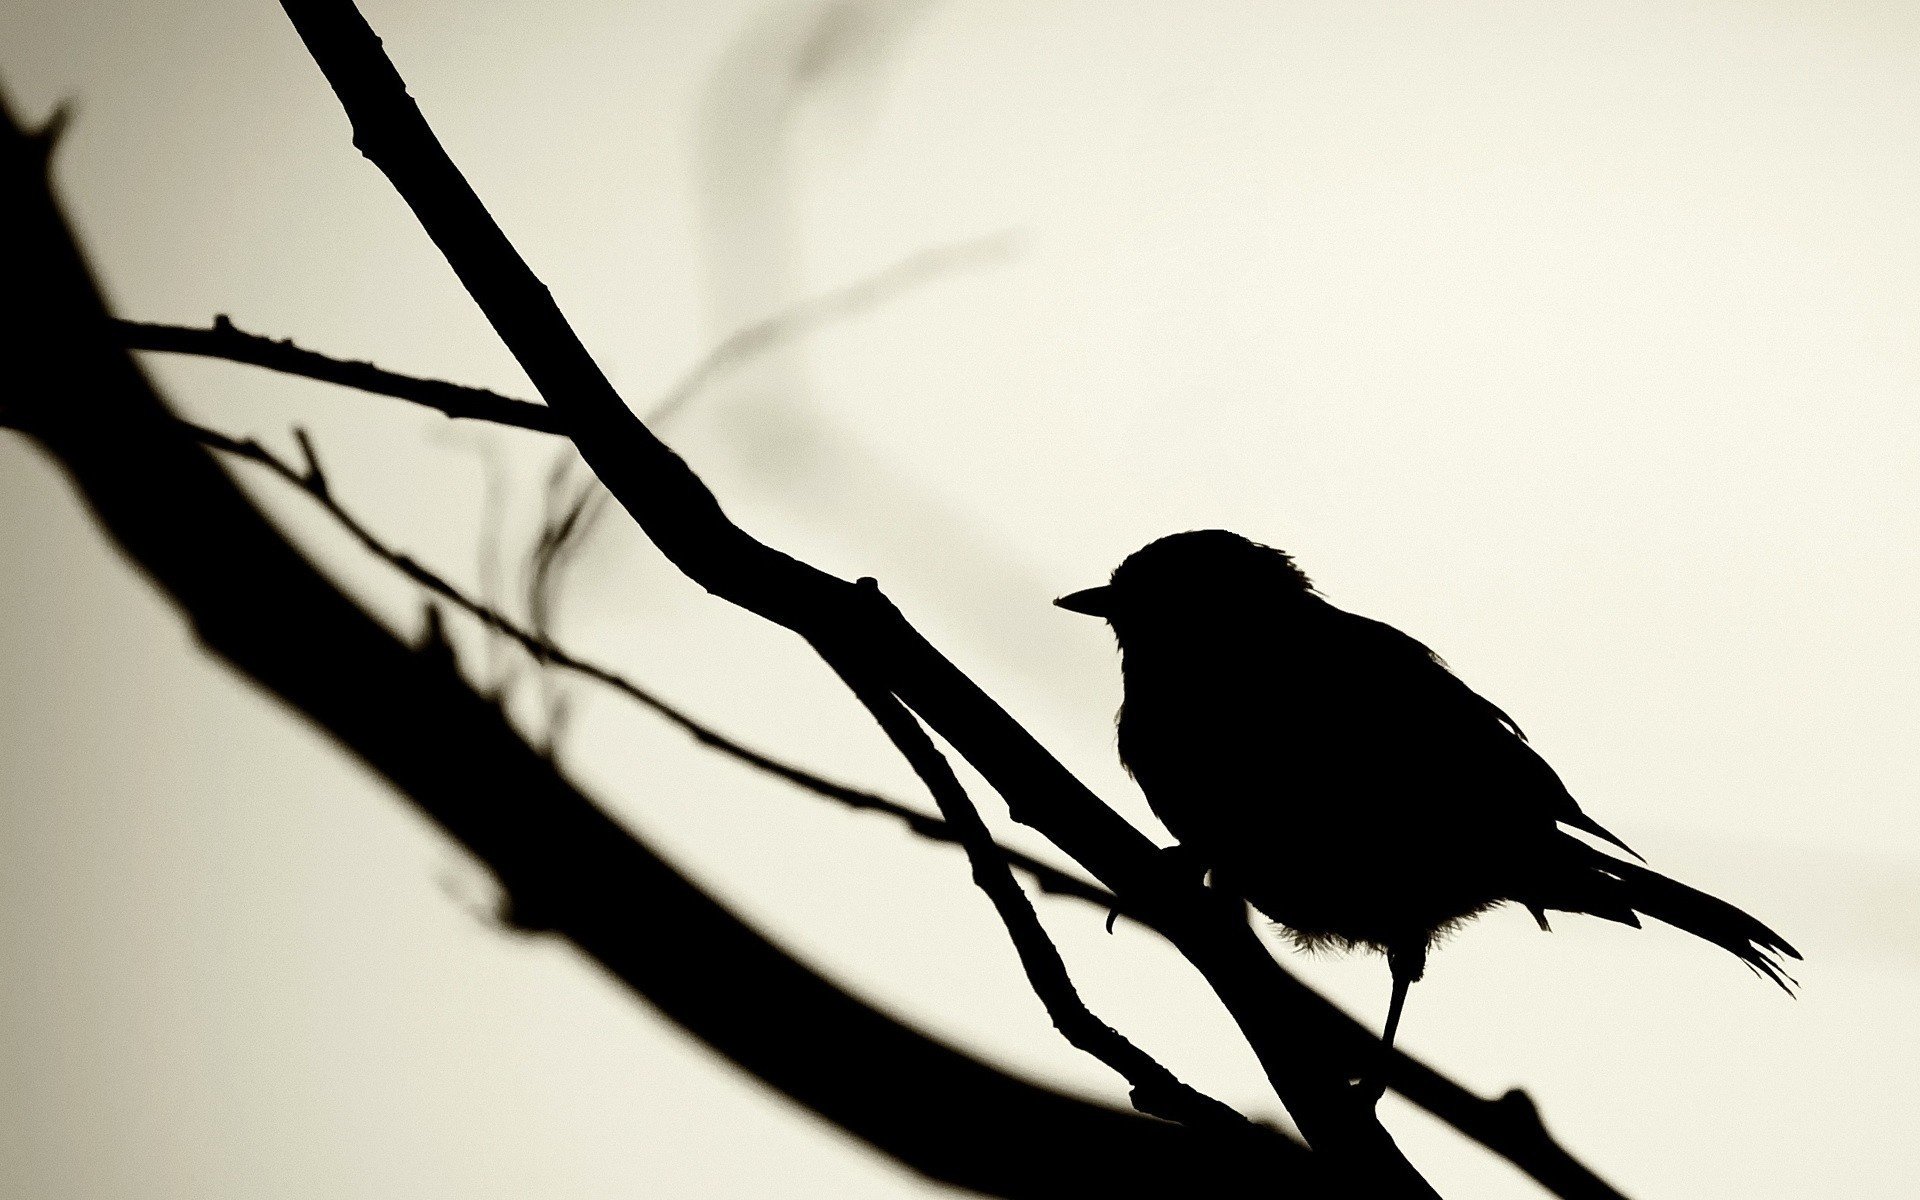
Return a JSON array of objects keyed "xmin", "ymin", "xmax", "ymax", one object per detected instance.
[{"xmin": 3, "ymin": 2, "xmax": 1916, "ymax": 1196}]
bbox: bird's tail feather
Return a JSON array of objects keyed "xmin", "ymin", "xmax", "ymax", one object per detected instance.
[
  {"xmin": 1572, "ymin": 842, "xmax": 1802, "ymax": 993},
  {"xmin": 1561, "ymin": 810, "xmax": 1645, "ymax": 862}
]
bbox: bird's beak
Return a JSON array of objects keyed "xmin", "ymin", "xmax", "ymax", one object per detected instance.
[{"xmin": 1054, "ymin": 586, "xmax": 1113, "ymax": 617}]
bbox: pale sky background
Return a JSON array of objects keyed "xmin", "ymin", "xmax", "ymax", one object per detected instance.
[{"xmin": 2, "ymin": 1, "xmax": 1917, "ymax": 1197}]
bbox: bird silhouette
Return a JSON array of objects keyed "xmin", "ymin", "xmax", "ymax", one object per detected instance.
[{"xmin": 1057, "ymin": 530, "xmax": 1799, "ymax": 1095}]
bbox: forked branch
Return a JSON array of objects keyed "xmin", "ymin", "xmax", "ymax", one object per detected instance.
[
  {"xmin": 116, "ymin": 314, "xmax": 562, "ymax": 430},
  {"xmin": 823, "ymin": 635, "xmax": 1252, "ymax": 1130},
  {"xmin": 0, "ymin": 94, "xmax": 1312, "ymax": 1197},
  {"xmin": 266, "ymin": 3, "xmax": 1628, "ymax": 1195},
  {"xmin": 187, "ymin": 416, "xmax": 1121, "ymax": 915}
]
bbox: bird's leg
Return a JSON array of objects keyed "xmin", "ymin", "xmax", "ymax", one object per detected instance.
[
  {"xmin": 1358, "ymin": 943, "xmax": 1426, "ymax": 1104},
  {"xmin": 1379, "ymin": 968, "xmax": 1412, "ymax": 1057}
]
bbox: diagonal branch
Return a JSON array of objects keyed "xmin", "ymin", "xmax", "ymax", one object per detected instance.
[
  {"xmin": 0, "ymin": 95, "xmax": 1315, "ymax": 1197},
  {"xmin": 821, "ymin": 630, "xmax": 1251, "ymax": 1130},
  {"xmin": 3, "ymin": 60, "xmax": 1620, "ymax": 1198},
  {"xmin": 265, "ymin": 6, "xmax": 1523, "ymax": 1196},
  {"xmin": 184, "ymin": 415, "xmax": 1122, "ymax": 914},
  {"xmin": 177, "ymin": 414, "xmax": 1633, "ymax": 1198},
  {"xmin": 273, "ymin": 4, "xmax": 1622, "ymax": 1196},
  {"xmin": 114, "ymin": 235, "xmax": 1012, "ymax": 437}
]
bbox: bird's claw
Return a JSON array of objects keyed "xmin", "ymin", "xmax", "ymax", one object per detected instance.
[
  {"xmin": 1107, "ymin": 845, "xmax": 1214, "ymax": 934},
  {"xmin": 1349, "ymin": 1075, "xmax": 1388, "ymax": 1108},
  {"xmin": 1152, "ymin": 843, "xmax": 1211, "ymax": 888}
]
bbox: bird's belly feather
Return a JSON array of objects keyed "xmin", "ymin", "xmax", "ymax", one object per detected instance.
[{"xmin": 1119, "ymin": 698, "xmax": 1515, "ymax": 950}]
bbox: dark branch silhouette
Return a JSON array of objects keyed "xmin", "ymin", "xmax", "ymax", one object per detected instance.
[
  {"xmin": 114, "ymin": 314, "xmax": 564, "ymax": 431},
  {"xmin": 276, "ymin": 0, "xmax": 1432, "ymax": 1186},
  {"xmin": 171, "ymin": 414, "xmax": 1633, "ymax": 1198},
  {"xmin": 0, "ymin": 94, "xmax": 1317, "ymax": 1199},
  {"xmin": 0, "ymin": 7, "xmax": 1658, "ymax": 1190},
  {"xmin": 113, "ymin": 235, "xmax": 1011, "ymax": 438},
  {"xmin": 823, "ymin": 639, "xmax": 1254, "ymax": 1131},
  {"xmin": 178, "ymin": 402, "xmax": 1646, "ymax": 1200},
  {"xmin": 264, "ymin": 3, "xmax": 1662, "ymax": 1194},
  {"xmin": 183, "ymin": 416, "xmax": 1122, "ymax": 914},
  {"xmin": 195, "ymin": 412, "xmax": 1251, "ymax": 1129}
]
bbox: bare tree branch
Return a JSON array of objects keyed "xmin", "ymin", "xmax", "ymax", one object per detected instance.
[
  {"xmin": 180, "ymin": 415, "xmax": 1622, "ymax": 1199},
  {"xmin": 55, "ymin": 20, "xmax": 1624, "ymax": 1197},
  {"xmin": 822, "ymin": 632, "xmax": 1252, "ymax": 1130},
  {"xmin": 0, "ymin": 92, "xmax": 1317, "ymax": 1198},
  {"xmin": 271, "ymin": 3, "xmax": 1626, "ymax": 1193},
  {"xmin": 12, "ymin": 62, "xmax": 1628, "ymax": 1200},
  {"xmin": 183, "ymin": 415, "xmax": 1123, "ymax": 915},
  {"xmin": 113, "ymin": 234, "xmax": 1012, "ymax": 438},
  {"xmin": 114, "ymin": 314, "xmax": 564, "ymax": 431}
]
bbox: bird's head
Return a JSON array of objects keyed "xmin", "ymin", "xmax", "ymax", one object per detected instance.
[{"xmin": 1054, "ymin": 530, "xmax": 1315, "ymax": 636}]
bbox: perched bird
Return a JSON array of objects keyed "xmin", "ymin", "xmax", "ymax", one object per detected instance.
[{"xmin": 1057, "ymin": 530, "xmax": 1798, "ymax": 1089}]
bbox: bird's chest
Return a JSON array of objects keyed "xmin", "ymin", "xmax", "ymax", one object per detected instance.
[
  {"xmin": 1118, "ymin": 631, "xmax": 1455, "ymax": 844},
  {"xmin": 1116, "ymin": 643, "xmax": 1354, "ymax": 838}
]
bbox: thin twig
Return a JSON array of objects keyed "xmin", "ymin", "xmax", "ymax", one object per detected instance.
[
  {"xmin": 524, "ymin": 451, "xmax": 607, "ymax": 644},
  {"xmin": 2, "ymin": 96, "xmax": 1311, "ymax": 1190},
  {"xmin": 187, "ymin": 413, "xmax": 1613, "ymax": 1194},
  {"xmin": 822, "ymin": 626, "xmax": 1254, "ymax": 1131},
  {"xmin": 645, "ymin": 232, "xmax": 1018, "ymax": 424},
  {"xmin": 114, "ymin": 234, "xmax": 1014, "ymax": 439},
  {"xmin": 272, "ymin": 3, "xmax": 1619, "ymax": 1193},
  {"xmin": 115, "ymin": 314, "xmax": 564, "ymax": 431},
  {"xmin": 201, "ymin": 417, "xmax": 1262, "ymax": 1134}
]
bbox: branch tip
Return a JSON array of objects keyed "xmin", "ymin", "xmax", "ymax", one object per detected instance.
[
  {"xmin": 418, "ymin": 603, "xmax": 451, "ymax": 653},
  {"xmin": 292, "ymin": 427, "xmax": 327, "ymax": 493},
  {"xmin": 1497, "ymin": 1088, "xmax": 1543, "ymax": 1124}
]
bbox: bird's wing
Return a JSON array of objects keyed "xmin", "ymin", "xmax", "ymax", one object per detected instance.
[{"xmin": 1332, "ymin": 611, "xmax": 1644, "ymax": 861}]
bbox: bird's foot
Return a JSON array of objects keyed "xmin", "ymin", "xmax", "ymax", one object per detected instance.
[
  {"xmin": 1348, "ymin": 1074, "xmax": 1388, "ymax": 1108},
  {"xmin": 1152, "ymin": 843, "xmax": 1211, "ymax": 887},
  {"xmin": 1107, "ymin": 844, "xmax": 1216, "ymax": 932}
]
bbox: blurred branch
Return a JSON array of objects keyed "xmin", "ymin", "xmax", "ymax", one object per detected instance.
[
  {"xmin": 524, "ymin": 450, "xmax": 608, "ymax": 643},
  {"xmin": 647, "ymin": 231, "xmax": 1017, "ymax": 424},
  {"xmin": 522, "ymin": 451, "xmax": 607, "ymax": 743},
  {"xmin": 114, "ymin": 314, "xmax": 565, "ymax": 431},
  {"xmin": 0, "ymin": 91, "xmax": 1314, "ymax": 1198}
]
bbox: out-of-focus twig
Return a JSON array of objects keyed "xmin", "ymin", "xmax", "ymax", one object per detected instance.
[
  {"xmin": 647, "ymin": 232, "xmax": 1017, "ymax": 424},
  {"xmin": 114, "ymin": 233, "xmax": 1014, "ymax": 439},
  {"xmin": 524, "ymin": 451, "xmax": 609, "ymax": 644}
]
